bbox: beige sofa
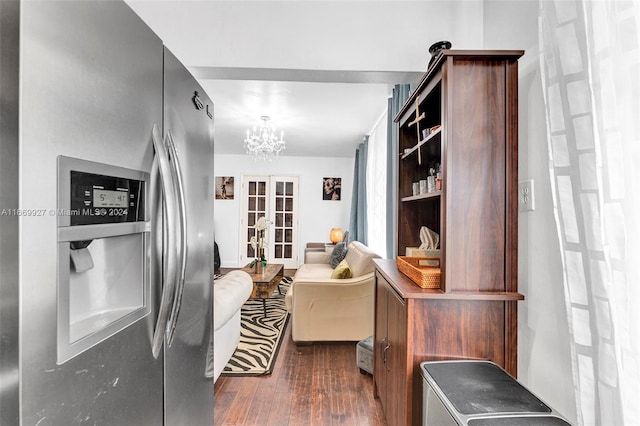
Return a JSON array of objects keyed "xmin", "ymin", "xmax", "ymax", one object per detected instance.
[{"xmin": 285, "ymin": 241, "xmax": 380, "ymax": 342}]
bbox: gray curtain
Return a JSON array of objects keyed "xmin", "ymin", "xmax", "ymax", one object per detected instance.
[
  {"xmin": 385, "ymin": 84, "xmax": 411, "ymax": 258},
  {"xmin": 349, "ymin": 137, "xmax": 368, "ymax": 244}
]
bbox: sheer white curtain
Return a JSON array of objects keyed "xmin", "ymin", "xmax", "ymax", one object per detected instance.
[
  {"xmin": 539, "ymin": 1, "xmax": 640, "ymax": 424},
  {"xmin": 365, "ymin": 110, "xmax": 388, "ymax": 257}
]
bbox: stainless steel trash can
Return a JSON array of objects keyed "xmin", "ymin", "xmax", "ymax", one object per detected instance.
[{"xmin": 420, "ymin": 360, "xmax": 571, "ymax": 426}]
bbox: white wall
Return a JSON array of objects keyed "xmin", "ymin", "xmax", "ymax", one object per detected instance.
[
  {"xmin": 484, "ymin": 1, "xmax": 577, "ymax": 423},
  {"xmin": 213, "ymin": 154, "xmax": 354, "ymax": 268}
]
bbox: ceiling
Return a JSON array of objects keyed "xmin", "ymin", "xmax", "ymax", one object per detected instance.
[{"xmin": 125, "ymin": 1, "xmax": 485, "ymax": 158}]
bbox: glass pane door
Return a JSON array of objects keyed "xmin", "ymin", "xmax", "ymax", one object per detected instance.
[
  {"xmin": 269, "ymin": 176, "xmax": 298, "ymax": 269},
  {"xmin": 239, "ymin": 176, "xmax": 269, "ymax": 266}
]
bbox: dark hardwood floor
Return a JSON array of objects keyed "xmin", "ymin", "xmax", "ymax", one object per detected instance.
[{"xmin": 213, "ymin": 322, "xmax": 386, "ymax": 425}]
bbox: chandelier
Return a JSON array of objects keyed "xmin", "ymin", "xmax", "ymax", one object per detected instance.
[{"xmin": 243, "ymin": 116, "xmax": 286, "ymax": 160}]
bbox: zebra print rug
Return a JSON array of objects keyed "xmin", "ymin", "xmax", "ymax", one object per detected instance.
[{"xmin": 220, "ymin": 276, "xmax": 291, "ymax": 377}]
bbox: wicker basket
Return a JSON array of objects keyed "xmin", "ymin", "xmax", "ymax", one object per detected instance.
[
  {"xmin": 396, "ymin": 256, "xmax": 441, "ymax": 289},
  {"xmin": 405, "ymin": 247, "xmax": 441, "ymax": 258}
]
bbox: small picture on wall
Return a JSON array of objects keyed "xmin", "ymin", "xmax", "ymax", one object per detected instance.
[
  {"xmin": 215, "ymin": 176, "xmax": 234, "ymax": 200},
  {"xmin": 323, "ymin": 177, "xmax": 341, "ymax": 201}
]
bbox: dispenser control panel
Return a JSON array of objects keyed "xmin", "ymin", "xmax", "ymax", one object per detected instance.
[{"xmin": 70, "ymin": 171, "xmax": 145, "ymax": 225}]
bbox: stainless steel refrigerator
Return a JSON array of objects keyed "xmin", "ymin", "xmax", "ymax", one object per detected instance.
[{"xmin": 0, "ymin": 1, "xmax": 215, "ymax": 424}]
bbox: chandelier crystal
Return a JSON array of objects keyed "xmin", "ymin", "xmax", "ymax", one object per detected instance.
[{"xmin": 243, "ymin": 116, "xmax": 286, "ymax": 160}]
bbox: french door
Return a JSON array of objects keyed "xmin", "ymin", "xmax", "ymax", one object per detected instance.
[{"xmin": 240, "ymin": 175, "xmax": 299, "ymax": 269}]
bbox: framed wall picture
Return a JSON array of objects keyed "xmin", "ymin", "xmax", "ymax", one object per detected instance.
[
  {"xmin": 215, "ymin": 176, "xmax": 234, "ymax": 200},
  {"xmin": 322, "ymin": 177, "xmax": 341, "ymax": 201}
]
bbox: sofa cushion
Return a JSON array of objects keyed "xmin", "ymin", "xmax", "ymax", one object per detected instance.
[
  {"xmin": 294, "ymin": 262, "xmax": 334, "ymax": 280},
  {"xmin": 331, "ymin": 259, "xmax": 353, "ymax": 279},
  {"xmin": 213, "ymin": 270, "xmax": 252, "ymax": 332},
  {"xmin": 304, "ymin": 250, "xmax": 331, "ymax": 264},
  {"xmin": 342, "ymin": 230, "xmax": 350, "ymax": 244},
  {"xmin": 329, "ymin": 241, "xmax": 348, "ymax": 268},
  {"xmin": 344, "ymin": 241, "xmax": 380, "ymax": 277}
]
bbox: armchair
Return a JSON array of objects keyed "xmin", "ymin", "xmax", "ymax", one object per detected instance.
[{"xmin": 285, "ymin": 241, "xmax": 380, "ymax": 342}]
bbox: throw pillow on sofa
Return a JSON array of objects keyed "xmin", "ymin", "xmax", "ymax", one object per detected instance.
[
  {"xmin": 329, "ymin": 241, "xmax": 348, "ymax": 268},
  {"xmin": 330, "ymin": 259, "xmax": 353, "ymax": 279}
]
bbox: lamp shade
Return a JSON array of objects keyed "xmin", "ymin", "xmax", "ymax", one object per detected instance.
[{"xmin": 329, "ymin": 227, "xmax": 343, "ymax": 244}]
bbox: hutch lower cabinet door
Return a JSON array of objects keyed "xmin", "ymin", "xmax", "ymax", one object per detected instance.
[{"xmin": 373, "ymin": 262, "xmax": 522, "ymax": 425}]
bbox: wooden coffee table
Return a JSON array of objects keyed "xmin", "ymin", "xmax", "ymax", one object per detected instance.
[{"xmin": 241, "ymin": 263, "xmax": 284, "ymax": 317}]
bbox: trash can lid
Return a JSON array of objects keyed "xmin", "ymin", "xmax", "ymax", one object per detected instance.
[
  {"xmin": 468, "ymin": 415, "xmax": 572, "ymax": 426},
  {"xmin": 421, "ymin": 361, "xmax": 551, "ymax": 416}
]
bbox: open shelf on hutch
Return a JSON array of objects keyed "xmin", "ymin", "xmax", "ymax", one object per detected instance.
[
  {"xmin": 400, "ymin": 190, "xmax": 441, "ymax": 203},
  {"xmin": 400, "ymin": 127, "xmax": 441, "ymax": 160},
  {"xmin": 397, "ymin": 68, "xmax": 443, "ymax": 256}
]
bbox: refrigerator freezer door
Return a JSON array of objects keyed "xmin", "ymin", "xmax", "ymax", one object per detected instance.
[
  {"xmin": 162, "ymin": 47, "xmax": 215, "ymax": 426},
  {"xmin": 18, "ymin": 2, "xmax": 165, "ymax": 424}
]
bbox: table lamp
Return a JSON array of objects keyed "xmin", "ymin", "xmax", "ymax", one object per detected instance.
[{"xmin": 329, "ymin": 227, "xmax": 343, "ymax": 244}]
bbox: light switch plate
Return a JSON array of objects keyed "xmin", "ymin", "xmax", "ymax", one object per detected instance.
[{"xmin": 518, "ymin": 180, "xmax": 535, "ymax": 212}]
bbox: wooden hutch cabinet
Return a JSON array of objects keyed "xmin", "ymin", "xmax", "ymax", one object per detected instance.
[{"xmin": 373, "ymin": 50, "xmax": 525, "ymax": 426}]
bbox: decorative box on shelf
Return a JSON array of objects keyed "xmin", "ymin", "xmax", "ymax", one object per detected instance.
[
  {"xmin": 405, "ymin": 247, "xmax": 440, "ymax": 258},
  {"xmin": 396, "ymin": 256, "xmax": 441, "ymax": 289}
]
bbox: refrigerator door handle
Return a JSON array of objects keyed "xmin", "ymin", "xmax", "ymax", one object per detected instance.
[
  {"xmin": 164, "ymin": 130, "xmax": 188, "ymax": 345},
  {"xmin": 151, "ymin": 123, "xmax": 179, "ymax": 359}
]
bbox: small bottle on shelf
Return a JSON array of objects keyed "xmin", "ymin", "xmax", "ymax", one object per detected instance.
[
  {"xmin": 427, "ymin": 167, "xmax": 436, "ymax": 193},
  {"xmin": 419, "ymin": 179, "xmax": 427, "ymax": 194}
]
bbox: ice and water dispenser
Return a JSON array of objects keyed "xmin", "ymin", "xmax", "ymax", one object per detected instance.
[{"xmin": 57, "ymin": 156, "xmax": 150, "ymax": 363}]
